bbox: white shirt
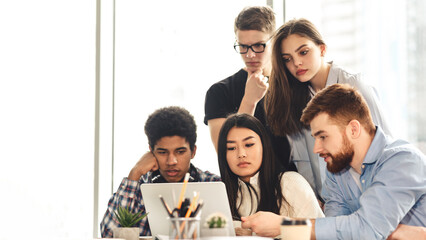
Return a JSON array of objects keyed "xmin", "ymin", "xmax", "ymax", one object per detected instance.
[{"xmin": 236, "ymin": 171, "xmax": 324, "ymax": 218}]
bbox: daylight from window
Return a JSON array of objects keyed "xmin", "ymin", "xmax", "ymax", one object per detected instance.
[{"xmin": 0, "ymin": 0, "xmax": 424, "ymax": 239}]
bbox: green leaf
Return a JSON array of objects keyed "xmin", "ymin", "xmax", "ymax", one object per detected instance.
[
  {"xmin": 217, "ymin": 218, "xmax": 222, "ymax": 228},
  {"xmin": 114, "ymin": 206, "xmax": 148, "ymax": 227},
  {"xmin": 207, "ymin": 215, "xmax": 227, "ymax": 228},
  {"xmin": 208, "ymin": 217, "xmax": 216, "ymax": 228}
]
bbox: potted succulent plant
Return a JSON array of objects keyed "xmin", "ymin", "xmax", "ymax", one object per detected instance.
[
  {"xmin": 113, "ymin": 206, "xmax": 148, "ymax": 240},
  {"xmin": 202, "ymin": 212, "xmax": 229, "ymax": 237}
]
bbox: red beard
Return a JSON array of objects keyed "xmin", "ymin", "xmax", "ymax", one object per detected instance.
[{"xmin": 321, "ymin": 134, "xmax": 354, "ymax": 173}]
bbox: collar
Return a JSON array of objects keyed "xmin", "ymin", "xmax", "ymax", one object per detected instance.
[
  {"xmin": 325, "ymin": 61, "xmax": 338, "ymax": 86},
  {"xmin": 362, "ymin": 126, "xmax": 387, "ymax": 165},
  {"xmin": 308, "ymin": 61, "xmax": 335, "ymax": 96},
  {"xmin": 237, "ymin": 171, "xmax": 260, "ymax": 186}
]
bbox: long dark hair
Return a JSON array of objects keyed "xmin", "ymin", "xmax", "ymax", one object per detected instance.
[
  {"xmin": 265, "ymin": 18, "xmax": 326, "ymax": 136},
  {"xmin": 217, "ymin": 113, "xmax": 286, "ymax": 219}
]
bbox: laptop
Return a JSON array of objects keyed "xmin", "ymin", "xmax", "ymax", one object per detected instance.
[{"xmin": 140, "ymin": 181, "xmax": 236, "ymax": 238}]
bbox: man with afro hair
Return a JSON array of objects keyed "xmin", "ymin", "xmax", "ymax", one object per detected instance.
[{"xmin": 101, "ymin": 106, "xmax": 221, "ymax": 237}]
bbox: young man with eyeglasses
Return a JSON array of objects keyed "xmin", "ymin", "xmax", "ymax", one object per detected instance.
[{"xmin": 204, "ymin": 6, "xmax": 295, "ymax": 171}]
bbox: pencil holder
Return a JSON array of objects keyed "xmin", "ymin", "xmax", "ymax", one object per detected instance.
[{"xmin": 168, "ymin": 216, "xmax": 200, "ymax": 240}]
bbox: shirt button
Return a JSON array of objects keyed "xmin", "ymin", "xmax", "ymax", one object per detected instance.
[
  {"xmin": 362, "ymin": 165, "xmax": 365, "ymax": 169},
  {"xmin": 362, "ymin": 179, "xmax": 365, "ymax": 183}
]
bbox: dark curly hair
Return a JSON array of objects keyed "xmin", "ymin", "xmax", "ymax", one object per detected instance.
[{"xmin": 144, "ymin": 106, "xmax": 197, "ymax": 151}]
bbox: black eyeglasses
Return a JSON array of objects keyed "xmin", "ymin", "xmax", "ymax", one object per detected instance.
[{"xmin": 234, "ymin": 40, "xmax": 270, "ymax": 54}]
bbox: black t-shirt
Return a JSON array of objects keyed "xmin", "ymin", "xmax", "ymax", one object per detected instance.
[{"xmin": 204, "ymin": 69, "xmax": 296, "ymax": 171}]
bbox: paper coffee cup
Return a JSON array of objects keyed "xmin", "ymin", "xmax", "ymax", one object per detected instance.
[{"xmin": 280, "ymin": 218, "xmax": 311, "ymax": 240}]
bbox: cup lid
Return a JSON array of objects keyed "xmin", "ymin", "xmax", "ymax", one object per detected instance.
[{"xmin": 281, "ymin": 218, "xmax": 311, "ymax": 226}]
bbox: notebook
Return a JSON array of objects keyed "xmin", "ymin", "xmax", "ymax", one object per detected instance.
[{"xmin": 140, "ymin": 181, "xmax": 236, "ymax": 238}]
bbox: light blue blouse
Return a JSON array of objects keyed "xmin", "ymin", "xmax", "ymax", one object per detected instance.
[
  {"xmin": 315, "ymin": 126, "xmax": 426, "ymax": 239},
  {"xmin": 288, "ymin": 62, "xmax": 392, "ymax": 198}
]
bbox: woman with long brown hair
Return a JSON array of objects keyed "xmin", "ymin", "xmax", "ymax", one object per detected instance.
[{"xmin": 265, "ymin": 18, "xmax": 392, "ymax": 199}]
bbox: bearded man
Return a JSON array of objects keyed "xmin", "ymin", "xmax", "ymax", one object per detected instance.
[{"xmin": 240, "ymin": 84, "xmax": 426, "ymax": 240}]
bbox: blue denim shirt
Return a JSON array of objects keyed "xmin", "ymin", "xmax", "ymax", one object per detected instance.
[{"xmin": 315, "ymin": 127, "xmax": 426, "ymax": 239}]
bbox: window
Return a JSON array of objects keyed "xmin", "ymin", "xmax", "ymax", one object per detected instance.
[
  {"xmin": 110, "ymin": 0, "xmax": 267, "ymax": 188},
  {"xmin": 0, "ymin": 0, "xmax": 95, "ymax": 239}
]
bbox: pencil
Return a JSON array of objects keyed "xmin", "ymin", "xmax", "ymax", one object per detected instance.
[
  {"xmin": 191, "ymin": 200, "xmax": 204, "ymax": 217},
  {"xmin": 177, "ymin": 172, "xmax": 190, "ymax": 209},
  {"xmin": 184, "ymin": 191, "xmax": 200, "ymax": 218},
  {"xmin": 179, "ymin": 191, "xmax": 200, "ymax": 235},
  {"xmin": 159, "ymin": 195, "xmax": 173, "ymax": 217}
]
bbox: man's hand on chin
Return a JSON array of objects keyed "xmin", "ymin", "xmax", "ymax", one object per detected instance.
[{"xmin": 128, "ymin": 151, "xmax": 158, "ymax": 181}]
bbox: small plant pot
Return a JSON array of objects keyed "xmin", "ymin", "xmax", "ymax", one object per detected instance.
[
  {"xmin": 113, "ymin": 227, "xmax": 139, "ymax": 240},
  {"xmin": 202, "ymin": 227, "xmax": 229, "ymax": 237}
]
